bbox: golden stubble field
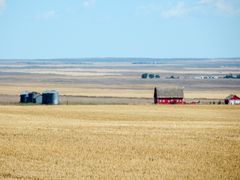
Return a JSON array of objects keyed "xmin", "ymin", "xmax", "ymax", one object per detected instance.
[
  {"xmin": 0, "ymin": 83, "xmax": 239, "ymax": 99},
  {"xmin": 0, "ymin": 105, "xmax": 240, "ymax": 179}
]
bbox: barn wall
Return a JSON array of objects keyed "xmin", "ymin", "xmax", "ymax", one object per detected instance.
[{"xmin": 155, "ymin": 98, "xmax": 184, "ymax": 104}]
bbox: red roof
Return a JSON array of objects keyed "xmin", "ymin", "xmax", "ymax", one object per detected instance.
[{"xmin": 225, "ymin": 94, "xmax": 240, "ymax": 100}]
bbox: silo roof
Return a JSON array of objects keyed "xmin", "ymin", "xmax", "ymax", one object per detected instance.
[
  {"xmin": 20, "ymin": 91, "xmax": 29, "ymax": 95},
  {"xmin": 43, "ymin": 90, "xmax": 59, "ymax": 94}
]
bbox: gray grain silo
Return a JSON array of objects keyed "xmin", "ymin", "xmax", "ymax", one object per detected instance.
[
  {"xmin": 27, "ymin": 92, "xmax": 39, "ymax": 103},
  {"xmin": 20, "ymin": 91, "xmax": 29, "ymax": 103},
  {"xmin": 42, "ymin": 90, "xmax": 59, "ymax": 105},
  {"xmin": 33, "ymin": 93, "xmax": 42, "ymax": 104}
]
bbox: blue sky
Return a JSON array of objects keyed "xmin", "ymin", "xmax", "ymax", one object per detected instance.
[{"xmin": 0, "ymin": 0, "xmax": 240, "ymax": 59}]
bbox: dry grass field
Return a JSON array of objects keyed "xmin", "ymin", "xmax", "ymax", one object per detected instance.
[
  {"xmin": 1, "ymin": 59, "xmax": 240, "ymax": 102},
  {"xmin": 0, "ymin": 105, "xmax": 240, "ymax": 179},
  {"xmin": 0, "ymin": 83, "xmax": 239, "ymax": 99}
]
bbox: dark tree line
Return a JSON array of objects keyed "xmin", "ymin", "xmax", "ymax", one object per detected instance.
[{"xmin": 141, "ymin": 73, "xmax": 160, "ymax": 79}]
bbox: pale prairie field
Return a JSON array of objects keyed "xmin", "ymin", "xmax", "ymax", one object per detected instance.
[
  {"xmin": 0, "ymin": 83, "xmax": 239, "ymax": 99},
  {"xmin": 0, "ymin": 105, "xmax": 240, "ymax": 179}
]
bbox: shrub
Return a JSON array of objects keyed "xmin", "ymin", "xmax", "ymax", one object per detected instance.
[
  {"xmin": 155, "ymin": 74, "xmax": 160, "ymax": 78},
  {"xmin": 141, "ymin": 73, "xmax": 148, "ymax": 79},
  {"xmin": 224, "ymin": 74, "xmax": 233, "ymax": 79},
  {"xmin": 149, "ymin": 74, "xmax": 155, "ymax": 79}
]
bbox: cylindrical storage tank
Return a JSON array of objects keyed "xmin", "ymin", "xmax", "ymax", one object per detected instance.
[
  {"xmin": 33, "ymin": 94, "xmax": 42, "ymax": 104},
  {"xmin": 42, "ymin": 90, "xmax": 59, "ymax": 105},
  {"xmin": 20, "ymin": 91, "xmax": 29, "ymax": 103},
  {"xmin": 27, "ymin": 92, "xmax": 38, "ymax": 103}
]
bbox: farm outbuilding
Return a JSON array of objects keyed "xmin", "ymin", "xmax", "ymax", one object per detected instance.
[
  {"xmin": 20, "ymin": 91, "xmax": 29, "ymax": 103},
  {"xmin": 42, "ymin": 90, "xmax": 59, "ymax": 105},
  {"xmin": 27, "ymin": 92, "xmax": 39, "ymax": 103},
  {"xmin": 154, "ymin": 87, "xmax": 184, "ymax": 104},
  {"xmin": 32, "ymin": 93, "xmax": 42, "ymax": 104},
  {"xmin": 20, "ymin": 91, "xmax": 40, "ymax": 103},
  {"xmin": 20, "ymin": 90, "xmax": 59, "ymax": 105},
  {"xmin": 225, "ymin": 95, "xmax": 240, "ymax": 105}
]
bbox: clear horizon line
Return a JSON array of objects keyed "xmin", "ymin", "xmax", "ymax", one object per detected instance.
[{"xmin": 0, "ymin": 57, "xmax": 240, "ymax": 61}]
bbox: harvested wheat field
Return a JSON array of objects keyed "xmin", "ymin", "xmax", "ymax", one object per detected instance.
[{"xmin": 0, "ymin": 105, "xmax": 240, "ymax": 179}]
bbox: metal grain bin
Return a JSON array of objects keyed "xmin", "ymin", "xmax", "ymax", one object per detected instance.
[
  {"xmin": 42, "ymin": 90, "xmax": 59, "ymax": 105},
  {"xmin": 33, "ymin": 93, "xmax": 43, "ymax": 104},
  {"xmin": 20, "ymin": 91, "xmax": 29, "ymax": 103},
  {"xmin": 27, "ymin": 92, "xmax": 39, "ymax": 103}
]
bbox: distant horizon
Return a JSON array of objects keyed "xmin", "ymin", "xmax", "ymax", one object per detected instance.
[{"xmin": 0, "ymin": 57, "xmax": 240, "ymax": 61}]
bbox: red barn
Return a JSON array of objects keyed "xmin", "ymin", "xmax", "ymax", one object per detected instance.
[
  {"xmin": 154, "ymin": 87, "xmax": 184, "ymax": 104},
  {"xmin": 225, "ymin": 94, "xmax": 240, "ymax": 105}
]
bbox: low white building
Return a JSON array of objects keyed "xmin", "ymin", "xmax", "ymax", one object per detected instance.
[
  {"xmin": 195, "ymin": 76, "xmax": 219, "ymax": 80},
  {"xmin": 225, "ymin": 95, "xmax": 240, "ymax": 105}
]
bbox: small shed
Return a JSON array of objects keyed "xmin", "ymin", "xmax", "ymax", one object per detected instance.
[
  {"xmin": 225, "ymin": 94, "xmax": 240, "ymax": 105},
  {"xmin": 42, "ymin": 90, "xmax": 59, "ymax": 105},
  {"xmin": 154, "ymin": 87, "xmax": 184, "ymax": 104}
]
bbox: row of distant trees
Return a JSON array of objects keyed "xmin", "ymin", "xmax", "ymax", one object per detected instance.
[
  {"xmin": 141, "ymin": 73, "xmax": 160, "ymax": 79},
  {"xmin": 141, "ymin": 73, "xmax": 240, "ymax": 80},
  {"xmin": 141, "ymin": 73, "xmax": 180, "ymax": 79},
  {"xmin": 224, "ymin": 74, "xmax": 240, "ymax": 79}
]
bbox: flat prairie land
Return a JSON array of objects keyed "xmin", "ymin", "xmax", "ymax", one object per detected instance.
[
  {"xmin": 0, "ymin": 83, "xmax": 239, "ymax": 100},
  {"xmin": 1, "ymin": 59, "xmax": 240, "ymax": 105},
  {"xmin": 0, "ymin": 105, "xmax": 240, "ymax": 179}
]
